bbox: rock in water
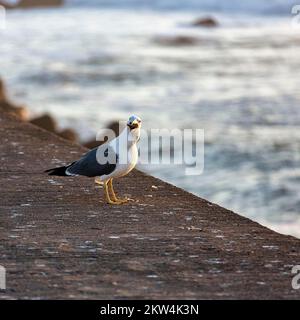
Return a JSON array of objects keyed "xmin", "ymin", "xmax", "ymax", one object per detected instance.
[
  {"xmin": 58, "ymin": 128, "xmax": 78, "ymax": 142},
  {"xmin": 107, "ymin": 120, "xmax": 122, "ymax": 137},
  {"xmin": 0, "ymin": 78, "xmax": 6, "ymax": 101},
  {"xmin": 83, "ymin": 121, "xmax": 122, "ymax": 149},
  {"xmin": 0, "ymin": 78, "xmax": 29, "ymax": 120},
  {"xmin": 18, "ymin": 0, "xmax": 63, "ymax": 8},
  {"xmin": 30, "ymin": 114, "xmax": 57, "ymax": 133},
  {"xmin": 0, "ymin": 78, "xmax": 79, "ymax": 142},
  {"xmin": 0, "ymin": 0, "xmax": 64, "ymax": 9},
  {"xmin": 154, "ymin": 36, "xmax": 199, "ymax": 47},
  {"xmin": 0, "ymin": 101, "xmax": 28, "ymax": 120},
  {"xmin": 30, "ymin": 114, "xmax": 79, "ymax": 143},
  {"xmin": 192, "ymin": 17, "xmax": 218, "ymax": 27}
]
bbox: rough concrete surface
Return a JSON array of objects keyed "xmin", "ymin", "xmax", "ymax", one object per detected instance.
[{"xmin": 0, "ymin": 111, "xmax": 300, "ymax": 299}]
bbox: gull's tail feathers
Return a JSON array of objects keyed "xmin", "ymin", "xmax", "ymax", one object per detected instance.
[
  {"xmin": 45, "ymin": 166, "xmax": 68, "ymax": 176},
  {"xmin": 45, "ymin": 162, "xmax": 76, "ymax": 176}
]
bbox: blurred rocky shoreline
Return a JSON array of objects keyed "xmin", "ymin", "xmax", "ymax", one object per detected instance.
[{"xmin": 0, "ymin": 77, "xmax": 119, "ymax": 149}]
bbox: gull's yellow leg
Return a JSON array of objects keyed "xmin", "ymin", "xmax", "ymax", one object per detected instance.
[
  {"xmin": 104, "ymin": 180, "xmax": 120, "ymax": 205},
  {"xmin": 108, "ymin": 179, "xmax": 128, "ymax": 203}
]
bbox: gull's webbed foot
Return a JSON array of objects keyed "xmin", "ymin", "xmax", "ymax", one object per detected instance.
[
  {"xmin": 107, "ymin": 199, "xmax": 121, "ymax": 205},
  {"xmin": 115, "ymin": 197, "xmax": 129, "ymax": 204}
]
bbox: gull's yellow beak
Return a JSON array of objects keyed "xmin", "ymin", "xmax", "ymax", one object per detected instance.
[
  {"xmin": 127, "ymin": 117, "xmax": 141, "ymax": 130},
  {"xmin": 132, "ymin": 119, "xmax": 139, "ymax": 126}
]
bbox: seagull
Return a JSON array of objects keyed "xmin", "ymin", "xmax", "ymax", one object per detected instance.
[{"xmin": 45, "ymin": 115, "xmax": 142, "ymax": 205}]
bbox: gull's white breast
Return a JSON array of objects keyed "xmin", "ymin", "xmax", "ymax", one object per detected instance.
[
  {"xmin": 96, "ymin": 126, "xmax": 140, "ymax": 183},
  {"xmin": 112, "ymin": 144, "xmax": 138, "ymax": 179}
]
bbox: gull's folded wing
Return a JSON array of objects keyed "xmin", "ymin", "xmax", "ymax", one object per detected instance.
[{"xmin": 66, "ymin": 144, "xmax": 118, "ymax": 177}]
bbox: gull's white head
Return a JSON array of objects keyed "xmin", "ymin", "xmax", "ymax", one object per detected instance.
[{"xmin": 127, "ymin": 115, "xmax": 142, "ymax": 131}]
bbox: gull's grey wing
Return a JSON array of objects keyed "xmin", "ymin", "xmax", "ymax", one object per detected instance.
[{"xmin": 66, "ymin": 144, "xmax": 118, "ymax": 177}]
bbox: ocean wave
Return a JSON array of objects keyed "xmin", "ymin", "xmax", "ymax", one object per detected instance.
[
  {"xmin": 67, "ymin": 0, "xmax": 297, "ymax": 16},
  {"xmin": 19, "ymin": 65, "xmax": 184, "ymax": 87}
]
